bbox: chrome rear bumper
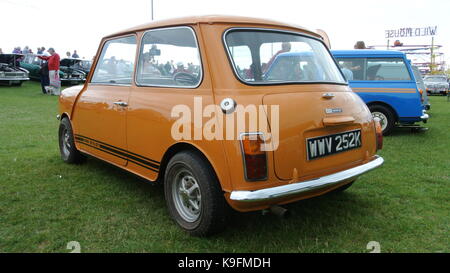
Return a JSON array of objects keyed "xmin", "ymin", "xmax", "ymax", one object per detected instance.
[
  {"xmin": 230, "ymin": 156, "xmax": 384, "ymax": 202},
  {"xmin": 421, "ymin": 114, "xmax": 429, "ymax": 121}
]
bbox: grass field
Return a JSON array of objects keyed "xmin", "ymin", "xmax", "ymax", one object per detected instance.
[{"xmin": 0, "ymin": 81, "xmax": 448, "ymax": 253}]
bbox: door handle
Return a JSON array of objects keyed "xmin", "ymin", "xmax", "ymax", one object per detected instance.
[{"xmin": 113, "ymin": 101, "xmax": 128, "ymax": 107}]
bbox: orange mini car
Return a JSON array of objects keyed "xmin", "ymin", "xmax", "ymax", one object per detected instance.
[{"xmin": 58, "ymin": 16, "xmax": 384, "ymax": 236}]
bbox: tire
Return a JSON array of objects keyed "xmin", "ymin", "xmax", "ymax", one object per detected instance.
[
  {"xmin": 164, "ymin": 151, "xmax": 228, "ymax": 236},
  {"xmin": 58, "ymin": 118, "xmax": 85, "ymax": 164},
  {"xmin": 369, "ymin": 104, "xmax": 395, "ymax": 136}
]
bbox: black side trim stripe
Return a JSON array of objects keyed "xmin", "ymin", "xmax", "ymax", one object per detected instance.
[
  {"xmin": 74, "ymin": 135, "xmax": 159, "ymax": 173},
  {"xmin": 78, "ymin": 140, "xmax": 158, "ymax": 173},
  {"xmin": 75, "ymin": 134, "xmax": 160, "ymax": 164}
]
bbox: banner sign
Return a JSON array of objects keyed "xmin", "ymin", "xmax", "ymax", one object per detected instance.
[{"xmin": 385, "ymin": 26, "xmax": 437, "ymax": 39}]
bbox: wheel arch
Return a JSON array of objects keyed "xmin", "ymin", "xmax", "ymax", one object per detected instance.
[
  {"xmin": 157, "ymin": 142, "xmax": 230, "ymax": 192},
  {"xmin": 366, "ymin": 101, "xmax": 399, "ymax": 122},
  {"xmin": 60, "ymin": 112, "xmax": 71, "ymax": 121}
]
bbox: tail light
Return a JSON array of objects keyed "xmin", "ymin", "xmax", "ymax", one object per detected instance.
[
  {"xmin": 418, "ymin": 88, "xmax": 424, "ymax": 103},
  {"xmin": 240, "ymin": 133, "xmax": 267, "ymax": 181},
  {"xmin": 374, "ymin": 118, "xmax": 383, "ymax": 151}
]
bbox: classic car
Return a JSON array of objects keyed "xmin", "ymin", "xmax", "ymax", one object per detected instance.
[
  {"xmin": 58, "ymin": 16, "xmax": 384, "ymax": 236},
  {"xmin": 0, "ymin": 54, "xmax": 30, "ymax": 86},
  {"xmin": 332, "ymin": 50, "xmax": 429, "ymax": 135},
  {"xmin": 60, "ymin": 58, "xmax": 92, "ymax": 78},
  {"xmin": 20, "ymin": 55, "xmax": 86, "ymax": 85},
  {"xmin": 423, "ymin": 75, "xmax": 449, "ymax": 95}
]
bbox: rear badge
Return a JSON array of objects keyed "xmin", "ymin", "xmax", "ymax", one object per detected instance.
[{"xmin": 325, "ymin": 108, "xmax": 343, "ymax": 114}]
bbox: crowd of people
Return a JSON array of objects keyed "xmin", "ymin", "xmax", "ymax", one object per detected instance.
[{"xmin": 5, "ymin": 46, "xmax": 80, "ymax": 59}]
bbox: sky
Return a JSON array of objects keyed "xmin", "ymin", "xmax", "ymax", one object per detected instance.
[{"xmin": 1, "ymin": 0, "xmax": 449, "ymax": 68}]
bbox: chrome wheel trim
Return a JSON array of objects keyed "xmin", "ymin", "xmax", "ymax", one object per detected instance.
[
  {"xmin": 172, "ymin": 170, "xmax": 202, "ymax": 223},
  {"xmin": 61, "ymin": 128, "xmax": 71, "ymax": 157},
  {"xmin": 372, "ymin": 111, "xmax": 388, "ymax": 131}
]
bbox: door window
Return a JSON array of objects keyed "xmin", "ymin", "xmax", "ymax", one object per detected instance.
[
  {"xmin": 136, "ymin": 27, "xmax": 202, "ymax": 87},
  {"xmin": 91, "ymin": 36, "xmax": 137, "ymax": 85}
]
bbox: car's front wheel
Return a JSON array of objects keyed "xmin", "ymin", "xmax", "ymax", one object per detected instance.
[
  {"xmin": 58, "ymin": 118, "xmax": 85, "ymax": 164},
  {"xmin": 164, "ymin": 151, "xmax": 228, "ymax": 236}
]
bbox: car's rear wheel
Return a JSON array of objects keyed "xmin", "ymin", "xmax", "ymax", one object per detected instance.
[
  {"xmin": 369, "ymin": 104, "xmax": 395, "ymax": 135},
  {"xmin": 58, "ymin": 118, "xmax": 85, "ymax": 164},
  {"xmin": 164, "ymin": 151, "xmax": 228, "ymax": 236}
]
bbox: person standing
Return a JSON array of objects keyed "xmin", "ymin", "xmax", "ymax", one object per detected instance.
[
  {"xmin": 23, "ymin": 46, "xmax": 30, "ymax": 54},
  {"xmin": 39, "ymin": 61, "xmax": 49, "ymax": 94},
  {"xmin": 72, "ymin": 50, "xmax": 79, "ymax": 58},
  {"xmin": 38, "ymin": 48, "xmax": 60, "ymax": 95},
  {"xmin": 340, "ymin": 63, "xmax": 354, "ymax": 81}
]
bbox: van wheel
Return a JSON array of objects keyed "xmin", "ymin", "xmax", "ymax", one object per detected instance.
[
  {"xmin": 164, "ymin": 151, "xmax": 227, "ymax": 236},
  {"xmin": 58, "ymin": 118, "xmax": 85, "ymax": 164},
  {"xmin": 369, "ymin": 105, "xmax": 395, "ymax": 135}
]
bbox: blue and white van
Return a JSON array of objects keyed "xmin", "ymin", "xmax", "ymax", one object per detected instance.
[{"xmin": 331, "ymin": 50, "xmax": 428, "ymax": 135}]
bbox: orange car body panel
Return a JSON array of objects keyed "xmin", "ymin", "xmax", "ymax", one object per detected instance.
[{"xmin": 59, "ymin": 16, "xmax": 379, "ymax": 212}]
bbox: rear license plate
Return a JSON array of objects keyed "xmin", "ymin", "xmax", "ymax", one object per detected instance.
[{"xmin": 306, "ymin": 129, "xmax": 362, "ymax": 160}]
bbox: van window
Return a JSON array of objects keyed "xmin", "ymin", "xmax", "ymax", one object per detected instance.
[
  {"xmin": 367, "ymin": 58, "xmax": 411, "ymax": 81},
  {"xmin": 336, "ymin": 57, "xmax": 411, "ymax": 81},
  {"xmin": 225, "ymin": 29, "xmax": 345, "ymax": 85},
  {"xmin": 91, "ymin": 36, "xmax": 137, "ymax": 85},
  {"xmin": 136, "ymin": 27, "xmax": 202, "ymax": 87},
  {"xmin": 336, "ymin": 58, "xmax": 365, "ymax": 81}
]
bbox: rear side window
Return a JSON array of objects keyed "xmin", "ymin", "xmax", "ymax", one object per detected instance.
[
  {"xmin": 136, "ymin": 26, "xmax": 202, "ymax": 88},
  {"xmin": 367, "ymin": 58, "xmax": 411, "ymax": 81},
  {"xmin": 91, "ymin": 36, "xmax": 137, "ymax": 85},
  {"xmin": 336, "ymin": 57, "xmax": 411, "ymax": 81}
]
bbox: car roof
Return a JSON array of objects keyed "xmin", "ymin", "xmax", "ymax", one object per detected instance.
[
  {"xmin": 105, "ymin": 15, "xmax": 321, "ymax": 39},
  {"xmin": 331, "ymin": 49, "xmax": 406, "ymax": 57}
]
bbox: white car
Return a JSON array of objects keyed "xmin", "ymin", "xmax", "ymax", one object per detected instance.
[{"xmin": 423, "ymin": 75, "xmax": 449, "ymax": 95}]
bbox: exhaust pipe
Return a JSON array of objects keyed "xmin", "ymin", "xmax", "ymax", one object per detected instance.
[{"xmin": 269, "ymin": 205, "xmax": 290, "ymax": 218}]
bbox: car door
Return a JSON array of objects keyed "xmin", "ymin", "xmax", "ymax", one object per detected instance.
[
  {"xmin": 126, "ymin": 26, "xmax": 211, "ymax": 180},
  {"xmin": 73, "ymin": 35, "xmax": 137, "ymax": 166}
]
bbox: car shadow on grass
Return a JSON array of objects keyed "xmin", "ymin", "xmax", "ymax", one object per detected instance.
[
  {"xmin": 76, "ymin": 156, "xmax": 376, "ymax": 250},
  {"xmin": 388, "ymin": 126, "xmax": 429, "ymax": 137},
  {"xmin": 218, "ymin": 191, "xmax": 374, "ymax": 239}
]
